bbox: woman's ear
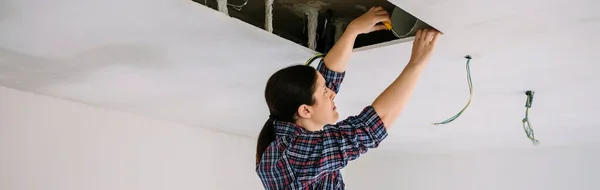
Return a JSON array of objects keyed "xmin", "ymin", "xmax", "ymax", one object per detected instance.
[{"xmin": 297, "ymin": 104, "xmax": 312, "ymax": 119}]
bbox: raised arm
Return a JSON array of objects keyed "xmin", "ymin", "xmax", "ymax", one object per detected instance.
[
  {"xmin": 287, "ymin": 106, "xmax": 387, "ymax": 179},
  {"xmin": 286, "ymin": 17, "xmax": 440, "ymax": 181},
  {"xmin": 293, "ymin": 30, "xmax": 441, "ymax": 176},
  {"xmin": 372, "ymin": 29, "xmax": 441, "ymax": 129},
  {"xmin": 322, "ymin": 6, "xmax": 391, "ymax": 73}
]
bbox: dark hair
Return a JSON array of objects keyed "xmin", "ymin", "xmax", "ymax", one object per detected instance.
[{"xmin": 256, "ymin": 65, "xmax": 318, "ymax": 163}]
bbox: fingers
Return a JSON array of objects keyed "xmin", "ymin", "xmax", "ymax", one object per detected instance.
[
  {"xmin": 420, "ymin": 29, "xmax": 429, "ymax": 41},
  {"xmin": 374, "ymin": 15, "xmax": 392, "ymax": 23},
  {"xmin": 368, "ymin": 6, "xmax": 388, "ymax": 16},
  {"xmin": 353, "ymin": 6, "xmax": 393, "ymax": 34},
  {"xmin": 415, "ymin": 29, "xmax": 441, "ymax": 44},
  {"xmin": 429, "ymin": 32, "xmax": 440, "ymax": 48},
  {"xmin": 431, "ymin": 32, "xmax": 440, "ymax": 46},
  {"xmin": 426, "ymin": 29, "xmax": 435, "ymax": 41},
  {"xmin": 370, "ymin": 6, "xmax": 384, "ymax": 12},
  {"xmin": 371, "ymin": 24, "xmax": 388, "ymax": 32},
  {"xmin": 424, "ymin": 29, "xmax": 437, "ymax": 41},
  {"xmin": 414, "ymin": 29, "xmax": 441, "ymax": 42},
  {"xmin": 372, "ymin": 7, "xmax": 388, "ymax": 15},
  {"xmin": 369, "ymin": 6, "xmax": 389, "ymax": 16},
  {"xmin": 375, "ymin": 10, "xmax": 389, "ymax": 16}
]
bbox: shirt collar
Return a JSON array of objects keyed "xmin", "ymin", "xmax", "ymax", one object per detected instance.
[{"xmin": 273, "ymin": 120, "xmax": 306, "ymax": 136}]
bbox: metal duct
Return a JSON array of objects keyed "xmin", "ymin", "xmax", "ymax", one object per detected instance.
[{"xmin": 390, "ymin": 7, "xmax": 436, "ymax": 38}]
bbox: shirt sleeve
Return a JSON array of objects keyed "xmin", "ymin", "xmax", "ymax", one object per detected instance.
[
  {"xmin": 316, "ymin": 59, "xmax": 345, "ymax": 94},
  {"xmin": 285, "ymin": 106, "xmax": 388, "ymax": 180}
]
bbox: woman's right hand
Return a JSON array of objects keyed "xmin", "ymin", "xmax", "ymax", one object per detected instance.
[
  {"xmin": 409, "ymin": 29, "xmax": 441, "ymax": 65},
  {"xmin": 346, "ymin": 6, "xmax": 392, "ymax": 35}
]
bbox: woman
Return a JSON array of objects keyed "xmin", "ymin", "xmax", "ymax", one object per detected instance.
[{"xmin": 256, "ymin": 6, "xmax": 441, "ymax": 189}]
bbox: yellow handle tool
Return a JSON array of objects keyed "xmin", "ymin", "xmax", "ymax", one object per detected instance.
[
  {"xmin": 382, "ymin": 21, "xmax": 400, "ymax": 37},
  {"xmin": 383, "ymin": 21, "xmax": 393, "ymax": 30}
]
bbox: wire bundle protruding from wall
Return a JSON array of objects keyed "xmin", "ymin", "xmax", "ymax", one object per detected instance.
[
  {"xmin": 433, "ymin": 55, "xmax": 473, "ymax": 125},
  {"xmin": 522, "ymin": 90, "xmax": 540, "ymax": 145}
]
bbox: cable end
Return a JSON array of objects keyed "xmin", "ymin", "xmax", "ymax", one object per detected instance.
[
  {"xmin": 464, "ymin": 55, "xmax": 472, "ymax": 59},
  {"xmin": 525, "ymin": 90, "xmax": 534, "ymax": 108},
  {"xmin": 525, "ymin": 90, "xmax": 534, "ymax": 96}
]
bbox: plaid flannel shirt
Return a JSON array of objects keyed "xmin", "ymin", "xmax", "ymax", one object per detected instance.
[{"xmin": 256, "ymin": 60, "xmax": 388, "ymax": 189}]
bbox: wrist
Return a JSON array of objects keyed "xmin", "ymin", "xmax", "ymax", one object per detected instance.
[
  {"xmin": 407, "ymin": 59, "xmax": 429, "ymax": 68},
  {"xmin": 334, "ymin": 29, "xmax": 358, "ymax": 45},
  {"xmin": 343, "ymin": 25, "xmax": 361, "ymax": 37}
]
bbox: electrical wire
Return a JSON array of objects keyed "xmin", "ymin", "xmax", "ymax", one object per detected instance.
[
  {"xmin": 522, "ymin": 91, "xmax": 540, "ymax": 145},
  {"xmin": 433, "ymin": 55, "xmax": 473, "ymax": 125},
  {"xmin": 305, "ymin": 54, "xmax": 324, "ymax": 66},
  {"xmin": 227, "ymin": 0, "xmax": 248, "ymax": 11},
  {"xmin": 206, "ymin": 0, "xmax": 248, "ymax": 11}
]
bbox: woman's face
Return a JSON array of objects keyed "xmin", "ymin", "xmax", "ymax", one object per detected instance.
[{"xmin": 310, "ymin": 72, "xmax": 339, "ymax": 126}]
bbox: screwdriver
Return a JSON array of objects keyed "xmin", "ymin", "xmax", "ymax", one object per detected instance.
[{"xmin": 382, "ymin": 21, "xmax": 400, "ymax": 37}]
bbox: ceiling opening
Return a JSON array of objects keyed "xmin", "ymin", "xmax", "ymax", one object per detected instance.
[{"xmin": 193, "ymin": 0, "xmax": 436, "ymax": 53}]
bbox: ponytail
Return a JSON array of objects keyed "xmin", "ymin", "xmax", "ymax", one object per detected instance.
[
  {"xmin": 258, "ymin": 64, "xmax": 318, "ymax": 163},
  {"xmin": 256, "ymin": 117, "xmax": 276, "ymax": 163}
]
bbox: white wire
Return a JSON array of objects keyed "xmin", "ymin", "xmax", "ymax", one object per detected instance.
[
  {"xmin": 213, "ymin": 0, "xmax": 248, "ymax": 13},
  {"xmin": 228, "ymin": 0, "xmax": 248, "ymax": 11}
]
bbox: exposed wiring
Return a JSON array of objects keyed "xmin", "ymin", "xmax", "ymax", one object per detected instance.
[
  {"xmin": 208, "ymin": 0, "xmax": 248, "ymax": 11},
  {"xmin": 228, "ymin": 0, "xmax": 248, "ymax": 11},
  {"xmin": 433, "ymin": 55, "xmax": 474, "ymax": 125},
  {"xmin": 522, "ymin": 91, "xmax": 540, "ymax": 145},
  {"xmin": 305, "ymin": 54, "xmax": 324, "ymax": 66}
]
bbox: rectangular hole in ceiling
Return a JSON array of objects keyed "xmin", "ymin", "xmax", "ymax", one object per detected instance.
[{"xmin": 193, "ymin": 0, "xmax": 438, "ymax": 54}]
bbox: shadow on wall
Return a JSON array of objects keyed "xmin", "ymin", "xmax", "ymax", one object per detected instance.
[{"xmin": 0, "ymin": 44, "xmax": 171, "ymax": 92}]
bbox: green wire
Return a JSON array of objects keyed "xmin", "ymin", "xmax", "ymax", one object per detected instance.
[
  {"xmin": 305, "ymin": 54, "xmax": 324, "ymax": 66},
  {"xmin": 433, "ymin": 56, "xmax": 473, "ymax": 125},
  {"xmin": 522, "ymin": 92, "xmax": 540, "ymax": 145}
]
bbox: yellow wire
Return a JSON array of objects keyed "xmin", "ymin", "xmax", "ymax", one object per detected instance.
[{"xmin": 305, "ymin": 54, "xmax": 324, "ymax": 66}]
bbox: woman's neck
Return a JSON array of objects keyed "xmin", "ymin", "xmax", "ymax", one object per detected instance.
[{"xmin": 295, "ymin": 118, "xmax": 324, "ymax": 132}]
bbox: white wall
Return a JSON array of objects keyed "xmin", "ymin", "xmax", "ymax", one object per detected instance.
[
  {"xmin": 344, "ymin": 146, "xmax": 600, "ymax": 190},
  {"xmin": 0, "ymin": 86, "xmax": 263, "ymax": 190}
]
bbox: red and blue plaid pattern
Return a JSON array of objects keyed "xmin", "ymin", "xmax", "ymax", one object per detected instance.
[{"xmin": 256, "ymin": 60, "xmax": 388, "ymax": 189}]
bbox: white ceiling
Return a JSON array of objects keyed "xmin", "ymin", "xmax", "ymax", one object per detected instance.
[{"xmin": 1, "ymin": 0, "xmax": 599, "ymax": 154}]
